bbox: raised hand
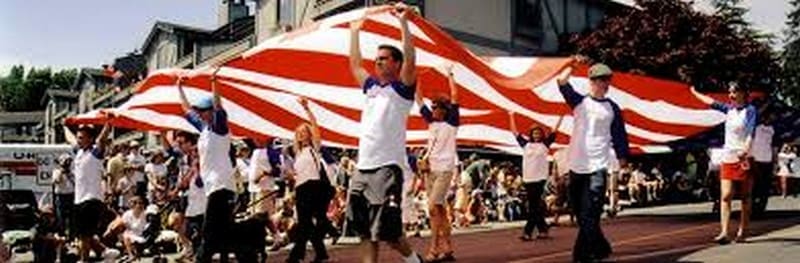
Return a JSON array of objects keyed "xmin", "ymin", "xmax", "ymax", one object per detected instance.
[
  {"xmin": 298, "ymin": 96, "xmax": 309, "ymax": 108},
  {"xmin": 350, "ymin": 18, "xmax": 365, "ymax": 31}
]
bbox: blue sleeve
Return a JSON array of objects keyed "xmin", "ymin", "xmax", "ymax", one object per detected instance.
[
  {"xmin": 609, "ymin": 102, "xmax": 630, "ymax": 160},
  {"xmin": 91, "ymin": 145, "xmax": 104, "ymax": 159},
  {"xmin": 362, "ymin": 77, "xmax": 375, "ymax": 94},
  {"xmin": 515, "ymin": 135, "xmax": 528, "ymax": 148},
  {"xmin": 210, "ymin": 109, "xmax": 229, "ymax": 135},
  {"xmin": 710, "ymin": 102, "xmax": 729, "ymax": 113},
  {"xmin": 446, "ymin": 104, "xmax": 460, "ymax": 126},
  {"xmin": 558, "ymin": 82, "xmax": 584, "ymax": 108},
  {"xmin": 185, "ymin": 111, "xmax": 205, "ymax": 131},
  {"xmin": 543, "ymin": 133, "xmax": 557, "ymax": 147},
  {"xmin": 420, "ymin": 104, "xmax": 434, "ymax": 123},
  {"xmin": 391, "ymin": 81, "xmax": 415, "ymax": 101},
  {"xmin": 744, "ymin": 106, "xmax": 757, "ymax": 137}
]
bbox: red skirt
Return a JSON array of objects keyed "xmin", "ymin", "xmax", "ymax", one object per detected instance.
[{"xmin": 720, "ymin": 161, "xmax": 749, "ymax": 181}]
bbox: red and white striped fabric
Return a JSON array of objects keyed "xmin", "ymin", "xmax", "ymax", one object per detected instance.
[{"xmin": 67, "ymin": 6, "xmax": 726, "ymax": 155}]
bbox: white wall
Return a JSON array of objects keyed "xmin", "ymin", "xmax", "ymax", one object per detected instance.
[{"xmin": 425, "ymin": 0, "xmax": 512, "ymax": 46}]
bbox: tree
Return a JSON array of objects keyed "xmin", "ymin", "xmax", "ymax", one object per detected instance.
[
  {"xmin": 0, "ymin": 65, "xmax": 78, "ymax": 111},
  {"xmin": 782, "ymin": 0, "xmax": 800, "ymax": 105},
  {"xmin": 564, "ymin": 0, "xmax": 780, "ymax": 93},
  {"xmin": 712, "ymin": 0, "xmax": 748, "ymax": 33},
  {"xmin": 52, "ymin": 68, "xmax": 78, "ymax": 91},
  {"xmin": 0, "ymin": 65, "xmax": 26, "ymax": 111}
]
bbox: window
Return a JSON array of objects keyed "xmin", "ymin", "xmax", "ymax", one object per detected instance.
[
  {"xmin": 514, "ymin": 0, "xmax": 544, "ymax": 40},
  {"xmin": 278, "ymin": 0, "xmax": 294, "ymax": 27}
]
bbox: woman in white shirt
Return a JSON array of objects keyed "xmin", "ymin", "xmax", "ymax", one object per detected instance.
[
  {"xmin": 121, "ymin": 196, "xmax": 148, "ymax": 260},
  {"xmin": 287, "ymin": 97, "xmax": 335, "ymax": 263},
  {"xmin": 693, "ymin": 83, "xmax": 757, "ymax": 244},
  {"xmin": 510, "ymin": 111, "xmax": 563, "ymax": 241},
  {"xmin": 777, "ymin": 144, "xmax": 797, "ymax": 198}
]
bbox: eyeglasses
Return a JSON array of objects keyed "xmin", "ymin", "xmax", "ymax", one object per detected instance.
[
  {"xmin": 590, "ymin": 76, "xmax": 611, "ymax": 82},
  {"xmin": 376, "ymin": 56, "xmax": 391, "ymax": 61}
]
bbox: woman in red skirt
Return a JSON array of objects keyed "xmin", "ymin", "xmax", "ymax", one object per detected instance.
[{"xmin": 693, "ymin": 82, "xmax": 757, "ymax": 244}]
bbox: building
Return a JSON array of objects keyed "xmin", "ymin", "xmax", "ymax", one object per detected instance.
[
  {"xmin": 0, "ymin": 111, "xmax": 44, "ymax": 143},
  {"xmin": 283, "ymin": 0, "xmax": 632, "ymax": 55},
  {"xmin": 40, "ymin": 89, "xmax": 79, "ymax": 144},
  {"xmin": 46, "ymin": 0, "xmax": 633, "ymax": 145}
]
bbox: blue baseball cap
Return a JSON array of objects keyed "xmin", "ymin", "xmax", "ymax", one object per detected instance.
[{"xmin": 192, "ymin": 96, "xmax": 213, "ymax": 111}]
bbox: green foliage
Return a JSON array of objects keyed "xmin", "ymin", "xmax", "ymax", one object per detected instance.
[
  {"xmin": 0, "ymin": 65, "xmax": 78, "ymax": 111},
  {"xmin": 781, "ymin": 0, "xmax": 800, "ymax": 105},
  {"xmin": 564, "ymin": 0, "xmax": 780, "ymax": 93}
]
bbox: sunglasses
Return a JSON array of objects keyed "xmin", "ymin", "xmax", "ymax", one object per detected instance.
[
  {"xmin": 590, "ymin": 76, "xmax": 611, "ymax": 82},
  {"xmin": 376, "ymin": 56, "xmax": 391, "ymax": 61}
]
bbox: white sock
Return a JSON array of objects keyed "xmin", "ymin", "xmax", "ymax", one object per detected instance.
[{"xmin": 404, "ymin": 251, "xmax": 421, "ymax": 263}]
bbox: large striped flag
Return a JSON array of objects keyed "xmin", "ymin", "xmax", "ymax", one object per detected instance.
[{"xmin": 66, "ymin": 5, "xmax": 727, "ymax": 154}]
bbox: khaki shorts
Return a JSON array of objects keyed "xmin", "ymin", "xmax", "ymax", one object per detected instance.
[
  {"xmin": 426, "ymin": 171, "xmax": 453, "ymax": 205},
  {"xmin": 346, "ymin": 165, "xmax": 404, "ymax": 242},
  {"xmin": 249, "ymin": 191, "xmax": 277, "ymax": 216}
]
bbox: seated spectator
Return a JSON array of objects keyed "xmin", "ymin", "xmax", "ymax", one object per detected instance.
[
  {"xmin": 120, "ymin": 197, "xmax": 149, "ymax": 260},
  {"xmin": 628, "ymin": 163, "xmax": 648, "ymax": 204},
  {"xmin": 33, "ymin": 206, "xmax": 67, "ymax": 263}
]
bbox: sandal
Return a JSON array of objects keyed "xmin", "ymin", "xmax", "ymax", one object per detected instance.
[
  {"xmin": 435, "ymin": 252, "xmax": 456, "ymax": 262},
  {"xmin": 713, "ymin": 234, "xmax": 731, "ymax": 245},
  {"xmin": 733, "ymin": 234, "xmax": 747, "ymax": 243}
]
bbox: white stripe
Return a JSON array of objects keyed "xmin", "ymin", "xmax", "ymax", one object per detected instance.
[
  {"xmin": 218, "ymin": 67, "xmax": 492, "ymax": 117},
  {"xmin": 245, "ymin": 8, "xmax": 434, "ymax": 58},
  {"xmin": 487, "ymin": 57, "xmax": 538, "ymax": 78},
  {"xmin": 120, "ymin": 86, "xmax": 297, "ymax": 139},
  {"xmin": 533, "ymin": 78, "xmax": 725, "ymax": 126}
]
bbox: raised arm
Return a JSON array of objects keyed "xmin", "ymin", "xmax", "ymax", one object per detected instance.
[
  {"xmin": 299, "ymin": 97, "xmax": 321, "ymax": 149},
  {"xmin": 414, "ymin": 82, "xmax": 425, "ymax": 107},
  {"xmin": 544, "ymin": 115, "xmax": 564, "ymax": 147},
  {"xmin": 690, "ymin": 86, "xmax": 716, "ymax": 105},
  {"xmin": 509, "ymin": 111, "xmax": 519, "ymax": 136},
  {"xmin": 397, "ymin": 4, "xmax": 417, "ymax": 88},
  {"xmin": 446, "ymin": 63, "xmax": 457, "ymax": 104},
  {"xmin": 211, "ymin": 67, "xmax": 222, "ymax": 110},
  {"xmin": 96, "ymin": 119, "xmax": 113, "ymax": 154},
  {"xmin": 349, "ymin": 19, "xmax": 369, "ymax": 86},
  {"xmin": 556, "ymin": 66, "xmax": 583, "ymax": 108},
  {"xmin": 177, "ymin": 76, "xmax": 191, "ymax": 114}
]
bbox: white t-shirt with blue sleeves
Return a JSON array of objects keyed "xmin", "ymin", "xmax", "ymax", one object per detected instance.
[
  {"xmin": 558, "ymin": 83, "xmax": 629, "ymax": 174},
  {"xmin": 357, "ymin": 76, "xmax": 415, "ymax": 170},
  {"xmin": 711, "ymin": 102, "xmax": 757, "ymax": 164},
  {"xmin": 186, "ymin": 109, "xmax": 235, "ymax": 196}
]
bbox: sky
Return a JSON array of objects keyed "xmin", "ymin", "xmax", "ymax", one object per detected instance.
[{"xmin": 0, "ymin": 0, "xmax": 793, "ymax": 75}]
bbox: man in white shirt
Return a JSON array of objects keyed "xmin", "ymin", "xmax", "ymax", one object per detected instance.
[
  {"xmin": 557, "ymin": 63, "xmax": 629, "ymax": 262},
  {"xmin": 177, "ymin": 68, "xmax": 236, "ymax": 263},
  {"xmin": 346, "ymin": 4, "xmax": 423, "ymax": 263},
  {"xmin": 72, "ymin": 122, "xmax": 120, "ymax": 262},
  {"xmin": 126, "ymin": 140, "xmax": 147, "ymax": 198},
  {"xmin": 247, "ymin": 140, "xmax": 283, "ymax": 249},
  {"xmin": 749, "ymin": 114, "xmax": 775, "ymax": 216}
]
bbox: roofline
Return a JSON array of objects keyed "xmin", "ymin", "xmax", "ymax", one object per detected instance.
[{"xmin": 140, "ymin": 21, "xmax": 213, "ymax": 53}]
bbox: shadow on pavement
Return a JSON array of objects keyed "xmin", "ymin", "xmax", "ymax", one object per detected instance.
[{"xmin": 615, "ymin": 210, "xmax": 800, "ymax": 263}]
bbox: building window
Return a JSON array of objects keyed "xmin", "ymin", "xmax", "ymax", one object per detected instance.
[
  {"xmin": 514, "ymin": 0, "xmax": 544, "ymax": 41},
  {"xmin": 278, "ymin": 0, "xmax": 294, "ymax": 27}
]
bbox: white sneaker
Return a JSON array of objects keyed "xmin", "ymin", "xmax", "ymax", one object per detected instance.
[{"xmin": 102, "ymin": 248, "xmax": 121, "ymax": 262}]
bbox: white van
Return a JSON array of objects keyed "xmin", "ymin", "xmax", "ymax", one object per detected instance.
[{"xmin": 0, "ymin": 144, "xmax": 73, "ymax": 196}]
